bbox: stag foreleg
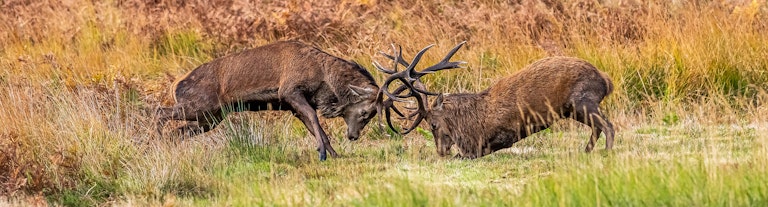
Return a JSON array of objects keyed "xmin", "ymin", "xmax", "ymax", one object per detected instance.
[
  {"xmin": 155, "ymin": 106, "xmax": 175, "ymax": 136},
  {"xmin": 284, "ymin": 94, "xmax": 339, "ymax": 161}
]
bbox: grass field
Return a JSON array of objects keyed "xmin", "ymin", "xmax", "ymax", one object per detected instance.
[{"xmin": 1, "ymin": 0, "xmax": 768, "ymax": 206}]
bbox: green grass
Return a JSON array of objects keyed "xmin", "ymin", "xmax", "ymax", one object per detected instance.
[
  {"xmin": 80, "ymin": 121, "xmax": 763, "ymax": 206},
  {"xmin": 191, "ymin": 123, "xmax": 761, "ymax": 206},
  {"xmin": 2, "ymin": 1, "xmax": 768, "ymax": 206}
]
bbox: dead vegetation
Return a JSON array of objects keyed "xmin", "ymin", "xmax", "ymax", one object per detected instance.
[{"xmin": 1, "ymin": 0, "xmax": 767, "ymax": 203}]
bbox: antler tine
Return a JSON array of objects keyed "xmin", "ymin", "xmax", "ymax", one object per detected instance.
[
  {"xmin": 387, "ymin": 44, "xmax": 439, "ymax": 98},
  {"xmin": 380, "ymin": 73, "xmax": 414, "ymax": 102},
  {"xmin": 381, "ymin": 98, "xmax": 406, "ymax": 133},
  {"xmin": 372, "ymin": 60, "xmax": 395, "ymax": 74},
  {"xmin": 437, "ymin": 41, "xmax": 467, "ymax": 66},
  {"xmin": 393, "ymin": 109, "xmax": 418, "ymax": 121},
  {"xmin": 389, "ymin": 80, "xmax": 428, "ymax": 123},
  {"xmin": 399, "ymin": 41, "xmax": 467, "ymax": 97},
  {"xmin": 406, "ymin": 79, "xmax": 440, "ymax": 96},
  {"xmin": 380, "ymin": 44, "xmax": 436, "ymax": 101},
  {"xmin": 393, "ymin": 104, "xmax": 420, "ymax": 121},
  {"xmin": 404, "ymin": 44, "xmax": 435, "ymax": 74},
  {"xmin": 382, "ymin": 85, "xmax": 411, "ymax": 117},
  {"xmin": 373, "ymin": 55, "xmax": 397, "ymax": 75},
  {"xmin": 380, "ymin": 42, "xmax": 466, "ymax": 78},
  {"xmin": 381, "ymin": 91, "xmax": 424, "ymax": 134},
  {"xmin": 376, "ymin": 85, "xmax": 407, "ymax": 132},
  {"xmin": 415, "ymin": 41, "xmax": 467, "ymax": 77},
  {"xmin": 382, "ymin": 44, "xmax": 410, "ymax": 68},
  {"xmin": 373, "ymin": 44, "xmax": 408, "ymax": 74},
  {"xmin": 400, "ymin": 91, "xmax": 428, "ymax": 134}
]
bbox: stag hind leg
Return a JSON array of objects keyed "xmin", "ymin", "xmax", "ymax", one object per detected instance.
[
  {"xmin": 571, "ymin": 101, "xmax": 615, "ymax": 152},
  {"xmin": 192, "ymin": 109, "xmax": 225, "ymax": 133},
  {"xmin": 156, "ymin": 103, "xmax": 224, "ymax": 137}
]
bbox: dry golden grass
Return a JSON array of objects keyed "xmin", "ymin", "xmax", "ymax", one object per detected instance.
[{"xmin": 1, "ymin": 0, "xmax": 768, "ymax": 205}]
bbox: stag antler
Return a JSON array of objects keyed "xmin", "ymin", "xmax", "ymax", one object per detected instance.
[
  {"xmin": 373, "ymin": 44, "xmax": 429, "ymax": 132},
  {"xmin": 373, "ymin": 44, "xmax": 410, "ymax": 74},
  {"xmin": 376, "ymin": 41, "xmax": 467, "ymax": 134}
]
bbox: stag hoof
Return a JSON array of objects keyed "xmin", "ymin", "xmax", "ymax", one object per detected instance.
[
  {"xmin": 452, "ymin": 154, "xmax": 475, "ymax": 159},
  {"xmin": 319, "ymin": 152, "xmax": 328, "ymax": 161},
  {"xmin": 585, "ymin": 145, "xmax": 595, "ymax": 153},
  {"xmin": 330, "ymin": 152, "xmax": 339, "ymax": 158}
]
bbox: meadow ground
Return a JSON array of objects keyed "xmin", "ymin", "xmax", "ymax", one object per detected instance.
[{"xmin": 1, "ymin": 0, "xmax": 768, "ymax": 206}]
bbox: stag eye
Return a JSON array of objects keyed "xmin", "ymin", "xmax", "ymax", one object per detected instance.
[{"xmin": 359, "ymin": 110, "xmax": 374, "ymax": 120}]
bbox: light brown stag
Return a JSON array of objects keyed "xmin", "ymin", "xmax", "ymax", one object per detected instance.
[
  {"xmin": 377, "ymin": 43, "xmax": 615, "ymax": 158},
  {"xmin": 156, "ymin": 40, "xmax": 380, "ymax": 161}
]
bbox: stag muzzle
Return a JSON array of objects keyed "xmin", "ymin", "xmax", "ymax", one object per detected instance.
[
  {"xmin": 437, "ymin": 144, "xmax": 452, "ymax": 157},
  {"xmin": 347, "ymin": 128, "xmax": 361, "ymax": 141}
]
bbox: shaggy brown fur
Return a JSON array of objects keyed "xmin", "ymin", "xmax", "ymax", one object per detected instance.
[
  {"xmin": 427, "ymin": 57, "xmax": 615, "ymax": 158},
  {"xmin": 157, "ymin": 40, "xmax": 380, "ymax": 161}
]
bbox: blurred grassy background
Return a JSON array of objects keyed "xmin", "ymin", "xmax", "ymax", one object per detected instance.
[{"xmin": 1, "ymin": 0, "xmax": 767, "ymax": 206}]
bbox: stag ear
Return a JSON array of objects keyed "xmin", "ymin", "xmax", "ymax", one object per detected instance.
[
  {"xmin": 433, "ymin": 94, "xmax": 445, "ymax": 110},
  {"xmin": 349, "ymin": 85, "xmax": 374, "ymax": 99}
]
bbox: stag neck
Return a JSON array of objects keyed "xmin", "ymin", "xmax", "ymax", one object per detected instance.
[
  {"xmin": 318, "ymin": 57, "xmax": 379, "ymax": 106},
  {"xmin": 442, "ymin": 92, "xmax": 488, "ymax": 102},
  {"xmin": 436, "ymin": 92, "xmax": 489, "ymax": 110}
]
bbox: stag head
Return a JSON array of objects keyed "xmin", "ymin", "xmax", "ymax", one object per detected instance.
[
  {"xmin": 374, "ymin": 41, "xmax": 467, "ymax": 155},
  {"xmin": 428, "ymin": 94, "xmax": 456, "ymax": 156},
  {"xmin": 343, "ymin": 84, "xmax": 378, "ymax": 141}
]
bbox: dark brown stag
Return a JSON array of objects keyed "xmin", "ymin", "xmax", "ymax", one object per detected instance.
[
  {"xmin": 377, "ymin": 42, "xmax": 615, "ymax": 158},
  {"xmin": 156, "ymin": 40, "xmax": 379, "ymax": 161}
]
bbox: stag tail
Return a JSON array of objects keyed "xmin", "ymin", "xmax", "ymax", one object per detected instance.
[{"xmin": 599, "ymin": 72, "xmax": 614, "ymax": 96}]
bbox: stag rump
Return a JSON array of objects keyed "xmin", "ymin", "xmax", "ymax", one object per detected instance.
[
  {"xmin": 156, "ymin": 41, "xmax": 380, "ymax": 161},
  {"xmin": 377, "ymin": 42, "xmax": 615, "ymax": 158}
]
